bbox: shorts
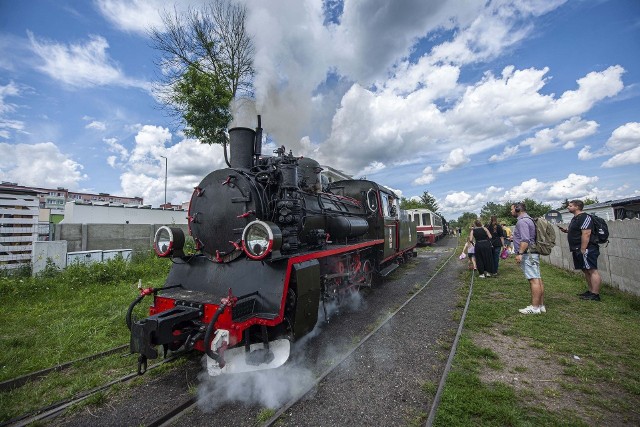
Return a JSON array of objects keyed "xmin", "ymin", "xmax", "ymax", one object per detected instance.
[
  {"xmin": 520, "ymin": 253, "xmax": 541, "ymax": 279},
  {"xmin": 572, "ymin": 246, "xmax": 599, "ymax": 270}
]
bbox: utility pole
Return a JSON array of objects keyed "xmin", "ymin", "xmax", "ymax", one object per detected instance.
[{"xmin": 160, "ymin": 155, "xmax": 167, "ymax": 207}]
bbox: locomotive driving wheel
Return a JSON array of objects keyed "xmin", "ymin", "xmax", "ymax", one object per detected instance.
[{"xmin": 360, "ymin": 259, "xmax": 373, "ymax": 287}]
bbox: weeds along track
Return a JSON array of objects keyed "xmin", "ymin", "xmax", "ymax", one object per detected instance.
[
  {"xmin": 0, "ymin": 344, "xmax": 129, "ymax": 392},
  {"xmin": 0, "ymin": 354, "xmax": 186, "ymax": 427},
  {"xmin": 142, "ymin": 240, "xmax": 465, "ymax": 427}
]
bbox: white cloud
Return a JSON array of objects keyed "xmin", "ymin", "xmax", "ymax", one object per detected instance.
[
  {"xmin": 438, "ymin": 148, "xmax": 469, "ymax": 172},
  {"xmin": 103, "ymin": 137, "xmax": 129, "ymax": 159},
  {"xmin": 356, "ymin": 161, "xmax": 386, "ymax": 177},
  {"xmin": 116, "ymin": 125, "xmax": 229, "ymax": 206},
  {"xmin": 0, "ymin": 81, "xmax": 25, "ymax": 139},
  {"xmin": 602, "ymin": 145, "xmax": 640, "ymax": 168},
  {"xmin": 440, "ymin": 173, "xmax": 602, "ymax": 218},
  {"xmin": 520, "ymin": 116, "xmax": 598, "ymax": 154},
  {"xmin": 489, "ymin": 145, "xmax": 519, "ymax": 162},
  {"xmin": 413, "ymin": 166, "xmax": 435, "ymax": 185},
  {"xmin": 546, "ymin": 173, "xmax": 600, "ymax": 199},
  {"xmin": 86, "ymin": 120, "xmax": 106, "ymax": 131},
  {"xmin": 578, "ymin": 122, "xmax": 640, "ymax": 167},
  {"xmin": 0, "ymin": 142, "xmax": 86, "ymax": 188},
  {"xmin": 604, "ymin": 122, "xmax": 640, "ymax": 154},
  {"xmin": 94, "ymin": 0, "xmax": 168, "ymax": 34},
  {"xmin": 578, "ymin": 145, "xmax": 599, "ymax": 160},
  {"xmin": 28, "ymin": 32, "xmax": 149, "ymax": 89}
]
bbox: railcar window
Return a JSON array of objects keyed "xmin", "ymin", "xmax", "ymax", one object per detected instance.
[
  {"xmin": 422, "ymin": 213, "xmax": 428, "ymax": 225},
  {"xmin": 381, "ymin": 193, "xmax": 390, "ymax": 217},
  {"xmin": 414, "ymin": 213, "xmax": 420, "ymax": 224}
]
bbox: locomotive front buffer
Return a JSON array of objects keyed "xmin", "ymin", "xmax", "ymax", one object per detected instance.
[{"xmin": 128, "ymin": 285, "xmax": 291, "ymax": 376}]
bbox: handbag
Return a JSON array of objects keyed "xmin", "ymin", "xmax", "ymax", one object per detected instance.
[{"xmin": 500, "ymin": 248, "xmax": 509, "ymax": 259}]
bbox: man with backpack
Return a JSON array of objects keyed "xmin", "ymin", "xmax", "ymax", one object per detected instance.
[
  {"xmin": 558, "ymin": 199, "xmax": 602, "ymax": 301},
  {"xmin": 511, "ymin": 202, "xmax": 546, "ymax": 314}
]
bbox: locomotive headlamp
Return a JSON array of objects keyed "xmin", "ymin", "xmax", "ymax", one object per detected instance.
[
  {"xmin": 242, "ymin": 220, "xmax": 282, "ymax": 260},
  {"xmin": 154, "ymin": 226, "xmax": 185, "ymax": 258}
]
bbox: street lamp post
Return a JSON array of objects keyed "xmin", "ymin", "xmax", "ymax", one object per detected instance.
[{"xmin": 160, "ymin": 155, "xmax": 167, "ymax": 207}]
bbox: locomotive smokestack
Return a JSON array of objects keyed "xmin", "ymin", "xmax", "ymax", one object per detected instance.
[
  {"xmin": 254, "ymin": 115, "xmax": 262, "ymax": 160},
  {"xmin": 229, "ymin": 127, "xmax": 255, "ymax": 169}
]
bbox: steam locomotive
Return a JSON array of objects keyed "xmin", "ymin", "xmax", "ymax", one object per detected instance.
[{"xmin": 127, "ymin": 117, "xmax": 417, "ymax": 376}]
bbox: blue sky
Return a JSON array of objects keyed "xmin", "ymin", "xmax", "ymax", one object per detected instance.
[{"xmin": 1, "ymin": 0, "xmax": 639, "ymax": 220}]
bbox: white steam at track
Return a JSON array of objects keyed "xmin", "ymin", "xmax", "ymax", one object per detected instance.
[{"xmin": 196, "ymin": 290, "xmax": 367, "ymax": 411}]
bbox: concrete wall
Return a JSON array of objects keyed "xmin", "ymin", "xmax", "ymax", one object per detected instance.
[
  {"xmin": 61, "ymin": 202, "xmax": 188, "ymax": 225},
  {"xmin": 55, "ymin": 223, "xmax": 190, "ymax": 253},
  {"xmin": 543, "ymin": 218, "xmax": 640, "ymax": 296}
]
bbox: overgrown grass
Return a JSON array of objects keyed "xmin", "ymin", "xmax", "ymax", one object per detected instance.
[
  {"xmin": 435, "ymin": 257, "xmax": 640, "ymax": 426},
  {"xmin": 0, "ymin": 251, "xmax": 172, "ymax": 421}
]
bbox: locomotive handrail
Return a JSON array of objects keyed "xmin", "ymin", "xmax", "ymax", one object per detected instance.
[{"xmin": 125, "ymin": 284, "xmax": 183, "ymax": 331}]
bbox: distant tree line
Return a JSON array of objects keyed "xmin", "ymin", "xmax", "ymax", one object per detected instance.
[{"xmin": 448, "ymin": 198, "xmax": 598, "ymax": 230}]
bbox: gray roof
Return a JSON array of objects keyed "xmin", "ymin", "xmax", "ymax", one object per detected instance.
[{"xmin": 558, "ymin": 196, "xmax": 640, "ymax": 213}]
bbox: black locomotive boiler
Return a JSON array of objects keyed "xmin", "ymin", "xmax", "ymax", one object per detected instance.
[{"xmin": 127, "ymin": 117, "xmax": 417, "ymax": 375}]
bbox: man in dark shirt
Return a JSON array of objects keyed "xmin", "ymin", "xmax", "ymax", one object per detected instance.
[{"xmin": 558, "ymin": 199, "xmax": 602, "ymax": 301}]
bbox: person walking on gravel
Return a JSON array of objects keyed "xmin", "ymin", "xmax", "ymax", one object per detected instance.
[
  {"xmin": 511, "ymin": 202, "xmax": 546, "ymax": 314},
  {"xmin": 557, "ymin": 199, "xmax": 602, "ymax": 301}
]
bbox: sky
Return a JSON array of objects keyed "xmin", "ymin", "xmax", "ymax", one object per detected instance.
[{"xmin": 1, "ymin": 0, "xmax": 639, "ymax": 220}]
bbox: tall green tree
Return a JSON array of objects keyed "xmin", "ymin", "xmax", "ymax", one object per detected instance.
[
  {"xmin": 419, "ymin": 191, "xmax": 440, "ymax": 213},
  {"xmin": 479, "ymin": 202, "xmax": 503, "ymax": 220},
  {"xmin": 400, "ymin": 197, "xmax": 425, "ymax": 210},
  {"xmin": 508, "ymin": 198, "xmax": 552, "ymax": 219},
  {"xmin": 150, "ymin": 0, "xmax": 255, "ymax": 144},
  {"xmin": 173, "ymin": 65, "xmax": 233, "ymax": 144},
  {"xmin": 456, "ymin": 212, "xmax": 478, "ymax": 229}
]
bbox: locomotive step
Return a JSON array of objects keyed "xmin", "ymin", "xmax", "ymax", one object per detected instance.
[{"xmin": 378, "ymin": 263, "xmax": 399, "ymax": 277}]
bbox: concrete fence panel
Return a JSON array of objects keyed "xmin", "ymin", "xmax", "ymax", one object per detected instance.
[
  {"xmin": 56, "ymin": 223, "xmax": 190, "ymax": 254},
  {"xmin": 543, "ymin": 218, "xmax": 640, "ymax": 296}
]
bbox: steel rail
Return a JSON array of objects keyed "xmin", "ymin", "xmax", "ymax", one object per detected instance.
[{"xmin": 0, "ymin": 344, "xmax": 129, "ymax": 392}]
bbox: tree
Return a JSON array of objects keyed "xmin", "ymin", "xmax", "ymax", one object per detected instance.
[
  {"xmin": 150, "ymin": 0, "xmax": 255, "ymax": 144},
  {"xmin": 559, "ymin": 197, "xmax": 598, "ymax": 210},
  {"xmin": 173, "ymin": 65, "xmax": 233, "ymax": 144},
  {"xmin": 419, "ymin": 191, "xmax": 439, "ymax": 213},
  {"xmin": 583, "ymin": 197, "xmax": 599, "ymax": 206},
  {"xmin": 509, "ymin": 198, "xmax": 552, "ymax": 219},
  {"xmin": 400, "ymin": 197, "xmax": 425, "ymax": 210},
  {"xmin": 479, "ymin": 202, "xmax": 503, "ymax": 220},
  {"xmin": 456, "ymin": 212, "xmax": 478, "ymax": 229}
]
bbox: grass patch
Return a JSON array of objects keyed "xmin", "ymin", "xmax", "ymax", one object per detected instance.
[
  {"xmin": 256, "ymin": 408, "xmax": 276, "ymax": 423},
  {"xmin": 434, "ymin": 257, "xmax": 640, "ymax": 426},
  {"xmin": 0, "ymin": 252, "xmax": 172, "ymax": 422}
]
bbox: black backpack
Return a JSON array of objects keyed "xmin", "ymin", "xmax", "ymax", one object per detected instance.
[{"xmin": 589, "ymin": 214, "xmax": 609, "ymax": 245}]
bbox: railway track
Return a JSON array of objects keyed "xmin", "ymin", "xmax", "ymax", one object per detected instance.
[
  {"xmin": 142, "ymin": 239, "xmax": 472, "ymax": 427},
  {"xmin": 0, "ymin": 353, "xmax": 186, "ymax": 427},
  {"xmin": 0, "ymin": 344, "xmax": 129, "ymax": 392}
]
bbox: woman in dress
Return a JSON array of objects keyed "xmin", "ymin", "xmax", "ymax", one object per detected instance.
[
  {"xmin": 485, "ymin": 215, "xmax": 505, "ymax": 274},
  {"xmin": 471, "ymin": 219, "xmax": 494, "ymax": 278}
]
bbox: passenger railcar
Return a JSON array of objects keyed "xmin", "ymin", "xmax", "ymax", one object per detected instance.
[
  {"xmin": 407, "ymin": 208, "xmax": 443, "ymax": 245},
  {"xmin": 127, "ymin": 117, "xmax": 417, "ymax": 375}
]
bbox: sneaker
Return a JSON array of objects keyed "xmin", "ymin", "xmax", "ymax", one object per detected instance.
[
  {"xmin": 577, "ymin": 290, "xmax": 592, "ymax": 297},
  {"xmin": 519, "ymin": 305, "xmax": 541, "ymax": 314},
  {"xmin": 478, "ymin": 274, "xmax": 486, "ymax": 278},
  {"xmin": 580, "ymin": 293, "xmax": 601, "ymax": 301},
  {"xmin": 540, "ymin": 305, "xmax": 546, "ymax": 313}
]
